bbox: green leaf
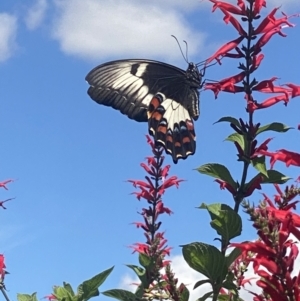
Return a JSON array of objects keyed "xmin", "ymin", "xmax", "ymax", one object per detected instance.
[
  {"xmin": 199, "ymin": 204, "xmax": 242, "ymax": 243},
  {"xmin": 126, "ymin": 264, "xmax": 148, "ymax": 288},
  {"xmin": 17, "ymin": 293, "xmax": 38, "ymax": 301},
  {"xmin": 251, "ymin": 156, "xmax": 268, "ymax": 177},
  {"xmin": 256, "ymin": 122, "xmax": 293, "ymax": 135},
  {"xmin": 139, "ymin": 253, "xmax": 152, "ymax": 269},
  {"xmin": 182, "ymin": 242, "xmax": 227, "ymax": 284},
  {"xmin": 225, "ymin": 133, "xmax": 246, "ymax": 150},
  {"xmin": 261, "ymin": 170, "xmax": 291, "ymax": 184},
  {"xmin": 214, "ymin": 117, "xmax": 241, "ymax": 128},
  {"xmin": 225, "ymin": 248, "xmax": 241, "ymax": 268},
  {"xmin": 198, "ymin": 291, "xmax": 213, "ymax": 301},
  {"xmin": 78, "ymin": 266, "xmax": 114, "ymax": 301},
  {"xmin": 102, "ymin": 289, "xmax": 136, "ymax": 301},
  {"xmin": 193, "ymin": 279, "xmax": 211, "ymax": 289},
  {"xmin": 178, "ymin": 284, "xmax": 190, "ymax": 301},
  {"xmin": 196, "ymin": 163, "xmax": 237, "ymax": 190},
  {"xmin": 53, "ymin": 287, "xmax": 73, "ymax": 301},
  {"xmin": 63, "ymin": 283, "xmax": 75, "ymax": 296}
]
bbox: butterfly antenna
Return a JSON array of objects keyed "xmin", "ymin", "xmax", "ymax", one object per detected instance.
[
  {"xmin": 171, "ymin": 35, "xmax": 188, "ymax": 64},
  {"xmin": 183, "ymin": 40, "xmax": 189, "ymax": 63}
]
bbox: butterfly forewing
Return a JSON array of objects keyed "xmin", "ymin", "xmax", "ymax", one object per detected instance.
[{"xmin": 86, "ymin": 59, "xmax": 202, "ymax": 163}]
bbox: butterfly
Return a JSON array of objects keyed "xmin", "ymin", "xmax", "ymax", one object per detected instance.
[{"xmin": 85, "ymin": 59, "xmax": 203, "ymax": 163}]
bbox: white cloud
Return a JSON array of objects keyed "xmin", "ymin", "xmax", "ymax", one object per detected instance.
[
  {"xmin": 0, "ymin": 13, "xmax": 17, "ymax": 62},
  {"xmin": 51, "ymin": 0, "xmax": 207, "ymax": 63},
  {"xmin": 25, "ymin": 0, "xmax": 48, "ymax": 30}
]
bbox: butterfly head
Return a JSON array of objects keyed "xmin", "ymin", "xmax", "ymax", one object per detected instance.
[{"xmin": 186, "ymin": 63, "xmax": 202, "ymax": 88}]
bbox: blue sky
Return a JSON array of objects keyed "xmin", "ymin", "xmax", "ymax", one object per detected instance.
[{"xmin": 0, "ymin": 0, "xmax": 300, "ymax": 300}]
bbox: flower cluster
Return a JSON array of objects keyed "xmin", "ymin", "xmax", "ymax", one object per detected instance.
[
  {"xmin": 205, "ymin": 1, "xmax": 300, "ymax": 112},
  {"xmin": 231, "ymin": 183, "xmax": 300, "ymax": 301},
  {"xmin": 128, "ymin": 136, "xmax": 184, "ymax": 300}
]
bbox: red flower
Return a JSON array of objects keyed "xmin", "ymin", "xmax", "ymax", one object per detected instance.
[
  {"xmin": 215, "ymin": 179, "xmax": 236, "ymax": 196},
  {"xmin": 247, "ymin": 95, "xmax": 289, "ymax": 113},
  {"xmin": 257, "ymin": 149, "xmax": 300, "ymax": 168},
  {"xmin": 43, "ymin": 295, "xmax": 57, "ymax": 301},
  {"xmin": 0, "ymin": 179, "xmax": 14, "ymax": 190},
  {"xmin": 209, "ymin": 0, "xmax": 246, "ymax": 16},
  {"xmin": 0, "ymin": 254, "xmax": 6, "ymax": 281},
  {"xmin": 206, "ymin": 36, "xmax": 244, "ymax": 64}
]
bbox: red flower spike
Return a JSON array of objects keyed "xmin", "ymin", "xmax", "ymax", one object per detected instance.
[
  {"xmin": 221, "ymin": 9, "xmax": 247, "ymax": 36},
  {"xmin": 209, "ymin": 0, "xmax": 246, "ymax": 15},
  {"xmin": 206, "ymin": 36, "xmax": 245, "ymax": 64}
]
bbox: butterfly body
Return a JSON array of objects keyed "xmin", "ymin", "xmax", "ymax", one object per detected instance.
[{"xmin": 86, "ymin": 59, "xmax": 203, "ymax": 163}]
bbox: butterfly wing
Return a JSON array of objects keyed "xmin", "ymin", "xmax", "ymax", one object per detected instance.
[
  {"xmin": 86, "ymin": 59, "xmax": 201, "ymax": 162},
  {"xmin": 148, "ymin": 93, "xmax": 196, "ymax": 163}
]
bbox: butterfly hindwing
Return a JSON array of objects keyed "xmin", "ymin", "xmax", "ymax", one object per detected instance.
[
  {"xmin": 148, "ymin": 93, "xmax": 196, "ymax": 163},
  {"xmin": 86, "ymin": 59, "xmax": 202, "ymax": 163}
]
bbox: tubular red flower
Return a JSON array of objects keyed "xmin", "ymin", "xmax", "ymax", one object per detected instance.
[
  {"xmin": 0, "ymin": 254, "xmax": 6, "ymax": 281},
  {"xmin": 247, "ymin": 94, "xmax": 289, "ymax": 113},
  {"xmin": 285, "ymin": 83, "xmax": 300, "ymax": 97},
  {"xmin": 255, "ymin": 12, "xmax": 295, "ymax": 35},
  {"xmin": 221, "ymin": 9, "xmax": 247, "ymax": 36},
  {"xmin": 260, "ymin": 149, "xmax": 300, "ymax": 168},
  {"xmin": 209, "ymin": 0, "xmax": 246, "ymax": 15},
  {"xmin": 128, "ymin": 179, "xmax": 153, "ymax": 189},
  {"xmin": 0, "ymin": 179, "xmax": 14, "ymax": 190},
  {"xmin": 215, "ymin": 179, "xmax": 236, "ymax": 195},
  {"xmin": 205, "ymin": 72, "xmax": 245, "ymax": 97},
  {"xmin": 250, "ymin": 54, "xmax": 264, "ymax": 72},
  {"xmin": 253, "ymin": 27, "xmax": 287, "ymax": 54},
  {"xmin": 231, "ymin": 241, "xmax": 277, "ymax": 257},
  {"xmin": 253, "ymin": 0, "xmax": 267, "ymax": 17},
  {"xmin": 130, "ymin": 243, "xmax": 150, "ymax": 254},
  {"xmin": 156, "ymin": 201, "xmax": 173, "ymax": 215},
  {"xmin": 253, "ymin": 78, "xmax": 290, "ymax": 100},
  {"xmin": 206, "ymin": 36, "xmax": 244, "ymax": 64},
  {"xmin": 253, "ymin": 7, "xmax": 279, "ymax": 34},
  {"xmin": 244, "ymin": 175, "xmax": 263, "ymax": 197}
]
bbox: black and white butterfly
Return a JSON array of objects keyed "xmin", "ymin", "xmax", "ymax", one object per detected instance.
[{"xmin": 85, "ymin": 59, "xmax": 203, "ymax": 163}]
